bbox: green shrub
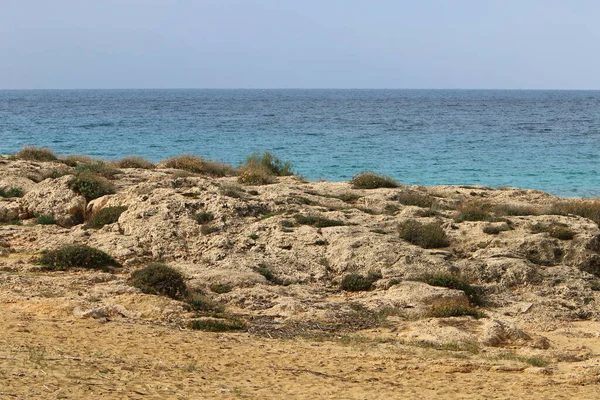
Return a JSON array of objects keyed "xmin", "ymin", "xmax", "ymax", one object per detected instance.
[
  {"xmin": 428, "ymin": 303, "xmax": 486, "ymax": 319},
  {"xmin": 86, "ymin": 206, "xmax": 127, "ymax": 228},
  {"xmin": 454, "ymin": 202, "xmax": 492, "ymax": 222},
  {"xmin": 113, "ymin": 156, "xmax": 155, "ymax": 169},
  {"xmin": 210, "ymin": 283, "xmax": 233, "ymax": 294},
  {"xmin": 238, "ymin": 164, "xmax": 276, "ymax": 185},
  {"xmin": 256, "ymin": 265, "xmax": 285, "ymax": 285},
  {"xmin": 74, "ymin": 161, "xmax": 121, "ymax": 179},
  {"xmin": 0, "ymin": 187, "xmax": 24, "ymax": 198},
  {"xmin": 482, "ymin": 223, "xmax": 511, "ymax": 235},
  {"xmin": 194, "ymin": 211, "xmax": 214, "ymax": 224},
  {"xmin": 294, "ymin": 214, "xmax": 346, "ymax": 228},
  {"xmin": 59, "ymin": 154, "xmax": 99, "ymax": 167},
  {"xmin": 38, "ymin": 245, "xmax": 120, "ymax": 271},
  {"xmin": 189, "ymin": 318, "xmax": 246, "ymax": 332},
  {"xmin": 340, "ymin": 271, "xmax": 382, "ymax": 292},
  {"xmin": 350, "ymin": 171, "xmax": 399, "ymax": 189},
  {"xmin": 418, "ymin": 273, "xmax": 481, "ymax": 305},
  {"xmin": 186, "ymin": 292, "xmax": 225, "ymax": 313},
  {"xmin": 336, "ymin": 192, "xmax": 361, "ymax": 203},
  {"xmin": 68, "ymin": 172, "xmax": 116, "ymax": 201},
  {"xmin": 398, "ymin": 219, "xmax": 449, "ymax": 248},
  {"xmin": 200, "ymin": 224, "xmax": 219, "ymax": 235},
  {"xmin": 35, "ymin": 214, "xmax": 56, "ymax": 225},
  {"xmin": 549, "ymin": 200, "xmax": 600, "ymax": 225},
  {"xmin": 494, "ymin": 204, "xmax": 538, "ymax": 216},
  {"xmin": 129, "ymin": 263, "xmax": 187, "ymax": 299},
  {"xmin": 243, "ymin": 152, "xmax": 293, "ymax": 176},
  {"xmin": 549, "ymin": 226, "xmax": 575, "ymax": 240},
  {"xmin": 162, "ymin": 154, "xmax": 237, "ymax": 177},
  {"xmin": 14, "ymin": 146, "xmax": 58, "ymax": 162},
  {"xmin": 219, "ymin": 183, "xmax": 245, "ymax": 198},
  {"xmin": 392, "ymin": 190, "xmax": 435, "ymax": 208}
]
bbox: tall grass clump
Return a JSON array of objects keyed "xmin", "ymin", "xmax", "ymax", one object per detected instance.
[
  {"xmin": 129, "ymin": 263, "xmax": 188, "ymax": 299},
  {"xmin": 68, "ymin": 171, "xmax": 116, "ymax": 201},
  {"xmin": 350, "ymin": 171, "xmax": 399, "ymax": 189},
  {"xmin": 549, "ymin": 200, "xmax": 600, "ymax": 225},
  {"xmin": 162, "ymin": 154, "xmax": 237, "ymax": 177},
  {"xmin": 38, "ymin": 245, "xmax": 120, "ymax": 271},
  {"xmin": 398, "ymin": 219, "xmax": 449, "ymax": 248},
  {"xmin": 14, "ymin": 146, "xmax": 58, "ymax": 162},
  {"xmin": 113, "ymin": 156, "xmax": 155, "ymax": 169},
  {"xmin": 454, "ymin": 202, "xmax": 492, "ymax": 222},
  {"xmin": 86, "ymin": 206, "xmax": 127, "ymax": 228}
]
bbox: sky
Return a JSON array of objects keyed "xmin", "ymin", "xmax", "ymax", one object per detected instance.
[{"xmin": 1, "ymin": 0, "xmax": 599, "ymax": 89}]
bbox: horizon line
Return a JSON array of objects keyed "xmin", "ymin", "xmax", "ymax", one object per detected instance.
[{"xmin": 2, "ymin": 87, "xmax": 600, "ymax": 91}]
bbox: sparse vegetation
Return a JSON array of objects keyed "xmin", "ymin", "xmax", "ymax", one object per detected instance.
[
  {"xmin": 294, "ymin": 213, "xmax": 346, "ymax": 228},
  {"xmin": 113, "ymin": 156, "xmax": 155, "ymax": 169},
  {"xmin": 38, "ymin": 245, "xmax": 120, "ymax": 271},
  {"xmin": 129, "ymin": 263, "xmax": 187, "ymax": 299},
  {"xmin": 163, "ymin": 154, "xmax": 237, "ymax": 177},
  {"xmin": 14, "ymin": 146, "xmax": 58, "ymax": 162},
  {"xmin": 417, "ymin": 273, "xmax": 481, "ymax": 305},
  {"xmin": 483, "ymin": 223, "xmax": 511, "ymax": 235},
  {"xmin": 398, "ymin": 219, "xmax": 449, "ymax": 248},
  {"xmin": 0, "ymin": 187, "xmax": 24, "ymax": 198},
  {"xmin": 242, "ymin": 152, "xmax": 293, "ymax": 176},
  {"xmin": 68, "ymin": 171, "xmax": 116, "ymax": 201},
  {"xmin": 340, "ymin": 271, "xmax": 382, "ymax": 292},
  {"xmin": 392, "ymin": 190, "xmax": 436, "ymax": 208},
  {"xmin": 549, "ymin": 200, "xmax": 600, "ymax": 225},
  {"xmin": 86, "ymin": 206, "xmax": 127, "ymax": 228},
  {"xmin": 200, "ymin": 224, "xmax": 219, "ymax": 235},
  {"xmin": 256, "ymin": 264, "xmax": 285, "ymax": 285},
  {"xmin": 194, "ymin": 211, "xmax": 215, "ymax": 224},
  {"xmin": 186, "ymin": 292, "xmax": 225, "ymax": 313},
  {"xmin": 189, "ymin": 318, "xmax": 246, "ymax": 332},
  {"xmin": 454, "ymin": 202, "xmax": 492, "ymax": 222},
  {"xmin": 74, "ymin": 161, "xmax": 122, "ymax": 179},
  {"xmin": 219, "ymin": 183, "xmax": 245, "ymax": 198},
  {"xmin": 530, "ymin": 222, "xmax": 575, "ymax": 240},
  {"xmin": 428, "ymin": 301, "xmax": 486, "ymax": 319},
  {"xmin": 495, "ymin": 352, "xmax": 549, "ymax": 367},
  {"xmin": 350, "ymin": 171, "xmax": 399, "ymax": 189},
  {"xmin": 210, "ymin": 283, "xmax": 233, "ymax": 294},
  {"xmin": 494, "ymin": 204, "xmax": 538, "ymax": 216},
  {"xmin": 35, "ymin": 214, "xmax": 56, "ymax": 225}
]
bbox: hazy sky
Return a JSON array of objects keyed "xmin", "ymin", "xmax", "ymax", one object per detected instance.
[{"xmin": 2, "ymin": 0, "xmax": 599, "ymax": 89}]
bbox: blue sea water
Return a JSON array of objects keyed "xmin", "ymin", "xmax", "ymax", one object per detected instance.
[{"xmin": 0, "ymin": 89, "xmax": 599, "ymax": 197}]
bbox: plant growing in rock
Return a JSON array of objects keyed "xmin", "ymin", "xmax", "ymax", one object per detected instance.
[
  {"xmin": 38, "ymin": 245, "xmax": 120, "ymax": 271},
  {"xmin": 549, "ymin": 200, "xmax": 600, "ymax": 225},
  {"xmin": 14, "ymin": 146, "xmax": 58, "ymax": 162},
  {"xmin": 0, "ymin": 187, "xmax": 24, "ymax": 198},
  {"xmin": 417, "ymin": 273, "xmax": 481, "ymax": 305},
  {"xmin": 74, "ymin": 161, "xmax": 122, "ymax": 179},
  {"xmin": 189, "ymin": 318, "xmax": 247, "ymax": 332},
  {"xmin": 454, "ymin": 202, "xmax": 492, "ymax": 222},
  {"xmin": 427, "ymin": 300, "xmax": 486, "ymax": 319},
  {"xmin": 482, "ymin": 223, "xmax": 511, "ymax": 235},
  {"xmin": 391, "ymin": 190, "xmax": 436, "ymax": 208},
  {"xmin": 113, "ymin": 156, "xmax": 155, "ymax": 169},
  {"xmin": 194, "ymin": 211, "xmax": 214, "ymax": 224},
  {"xmin": 68, "ymin": 171, "xmax": 116, "ymax": 201},
  {"xmin": 340, "ymin": 271, "xmax": 382, "ymax": 292},
  {"xmin": 35, "ymin": 214, "xmax": 56, "ymax": 225},
  {"xmin": 129, "ymin": 263, "xmax": 187, "ymax": 299},
  {"xmin": 398, "ymin": 219, "xmax": 449, "ymax": 248},
  {"xmin": 163, "ymin": 154, "xmax": 238, "ymax": 177},
  {"xmin": 86, "ymin": 206, "xmax": 127, "ymax": 228},
  {"xmin": 350, "ymin": 171, "xmax": 399, "ymax": 189},
  {"xmin": 294, "ymin": 213, "xmax": 346, "ymax": 228},
  {"xmin": 243, "ymin": 152, "xmax": 293, "ymax": 176}
]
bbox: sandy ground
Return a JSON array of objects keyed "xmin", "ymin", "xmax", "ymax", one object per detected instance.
[{"xmin": 2, "ymin": 304, "xmax": 600, "ymax": 400}]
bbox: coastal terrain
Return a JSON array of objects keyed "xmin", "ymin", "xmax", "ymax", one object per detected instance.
[{"xmin": 1, "ymin": 148, "xmax": 600, "ymax": 399}]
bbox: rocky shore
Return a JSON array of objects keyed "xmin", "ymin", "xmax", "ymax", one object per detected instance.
[{"xmin": 1, "ymin": 152, "xmax": 600, "ymax": 398}]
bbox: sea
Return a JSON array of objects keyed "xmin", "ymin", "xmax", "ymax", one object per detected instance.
[{"xmin": 0, "ymin": 89, "xmax": 599, "ymax": 197}]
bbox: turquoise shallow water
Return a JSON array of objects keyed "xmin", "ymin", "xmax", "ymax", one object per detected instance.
[{"xmin": 0, "ymin": 89, "xmax": 599, "ymax": 197}]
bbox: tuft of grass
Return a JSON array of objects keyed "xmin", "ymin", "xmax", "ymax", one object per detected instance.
[
  {"xmin": 219, "ymin": 183, "xmax": 245, "ymax": 198},
  {"xmin": 113, "ymin": 156, "xmax": 155, "ymax": 169},
  {"xmin": 0, "ymin": 187, "xmax": 24, "ymax": 198},
  {"xmin": 162, "ymin": 154, "xmax": 237, "ymax": 177},
  {"xmin": 417, "ymin": 273, "xmax": 481, "ymax": 305},
  {"xmin": 200, "ymin": 224, "xmax": 219, "ymax": 235},
  {"xmin": 494, "ymin": 204, "xmax": 538, "ymax": 216},
  {"xmin": 530, "ymin": 222, "xmax": 575, "ymax": 240},
  {"xmin": 294, "ymin": 213, "xmax": 346, "ymax": 228},
  {"xmin": 398, "ymin": 219, "xmax": 449, "ymax": 248},
  {"xmin": 74, "ymin": 161, "xmax": 121, "ymax": 179},
  {"xmin": 350, "ymin": 171, "xmax": 399, "ymax": 189},
  {"xmin": 68, "ymin": 171, "xmax": 116, "ymax": 201},
  {"xmin": 340, "ymin": 271, "xmax": 382, "ymax": 292},
  {"xmin": 38, "ymin": 245, "xmax": 120, "ymax": 272},
  {"xmin": 495, "ymin": 352, "xmax": 549, "ymax": 367},
  {"xmin": 189, "ymin": 318, "xmax": 246, "ymax": 332},
  {"xmin": 249, "ymin": 233, "xmax": 259, "ymax": 240},
  {"xmin": 35, "ymin": 214, "xmax": 56, "ymax": 225},
  {"xmin": 256, "ymin": 264, "xmax": 285, "ymax": 285},
  {"xmin": 428, "ymin": 302, "xmax": 486, "ymax": 319},
  {"xmin": 242, "ymin": 152, "xmax": 293, "ymax": 176},
  {"xmin": 86, "ymin": 206, "xmax": 127, "ymax": 228},
  {"xmin": 185, "ymin": 292, "xmax": 225, "ymax": 313},
  {"xmin": 210, "ymin": 283, "xmax": 233, "ymax": 294},
  {"xmin": 60, "ymin": 154, "xmax": 99, "ymax": 167},
  {"xmin": 454, "ymin": 202, "xmax": 492, "ymax": 222},
  {"xmin": 194, "ymin": 211, "xmax": 215, "ymax": 224},
  {"xmin": 129, "ymin": 263, "xmax": 187, "ymax": 299},
  {"xmin": 238, "ymin": 164, "xmax": 276, "ymax": 185},
  {"xmin": 392, "ymin": 190, "xmax": 436, "ymax": 208},
  {"xmin": 483, "ymin": 223, "xmax": 511, "ymax": 235},
  {"xmin": 14, "ymin": 146, "xmax": 58, "ymax": 162},
  {"xmin": 549, "ymin": 200, "xmax": 600, "ymax": 225}
]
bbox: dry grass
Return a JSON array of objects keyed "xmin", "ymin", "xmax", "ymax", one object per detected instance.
[
  {"xmin": 350, "ymin": 171, "xmax": 400, "ymax": 189},
  {"xmin": 398, "ymin": 219, "xmax": 449, "ymax": 249},
  {"xmin": 14, "ymin": 146, "xmax": 58, "ymax": 162},
  {"xmin": 549, "ymin": 200, "xmax": 600, "ymax": 225},
  {"xmin": 113, "ymin": 156, "xmax": 155, "ymax": 169},
  {"xmin": 162, "ymin": 154, "xmax": 238, "ymax": 177}
]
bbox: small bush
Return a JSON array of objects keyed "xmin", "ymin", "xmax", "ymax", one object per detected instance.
[
  {"xmin": 86, "ymin": 206, "xmax": 127, "ymax": 228},
  {"xmin": 68, "ymin": 172, "xmax": 116, "ymax": 201},
  {"xmin": 210, "ymin": 283, "xmax": 233, "ymax": 294},
  {"xmin": 129, "ymin": 263, "xmax": 187, "ymax": 299},
  {"xmin": 219, "ymin": 183, "xmax": 245, "ymax": 198},
  {"xmin": 243, "ymin": 152, "xmax": 293, "ymax": 176},
  {"xmin": 418, "ymin": 273, "xmax": 481, "ymax": 305},
  {"xmin": 398, "ymin": 220, "xmax": 449, "ymax": 248},
  {"xmin": 392, "ymin": 190, "xmax": 436, "ymax": 208},
  {"xmin": 0, "ymin": 187, "xmax": 24, "ymax": 198},
  {"xmin": 294, "ymin": 214, "xmax": 346, "ymax": 228},
  {"xmin": 35, "ymin": 214, "xmax": 56, "ymax": 225},
  {"xmin": 350, "ymin": 171, "xmax": 399, "ymax": 189},
  {"xmin": 428, "ymin": 302, "xmax": 486, "ymax": 319},
  {"xmin": 39, "ymin": 167, "xmax": 71, "ymax": 181},
  {"xmin": 549, "ymin": 200, "xmax": 600, "ymax": 225},
  {"xmin": 194, "ymin": 211, "xmax": 214, "ymax": 224},
  {"xmin": 549, "ymin": 226, "xmax": 575, "ymax": 240},
  {"xmin": 238, "ymin": 164, "xmax": 276, "ymax": 185},
  {"xmin": 113, "ymin": 156, "xmax": 155, "ymax": 169},
  {"xmin": 162, "ymin": 154, "xmax": 237, "ymax": 177},
  {"xmin": 189, "ymin": 318, "xmax": 246, "ymax": 332},
  {"xmin": 336, "ymin": 192, "xmax": 361, "ymax": 203},
  {"xmin": 340, "ymin": 271, "xmax": 382, "ymax": 292},
  {"xmin": 14, "ymin": 146, "xmax": 57, "ymax": 162},
  {"xmin": 454, "ymin": 202, "xmax": 492, "ymax": 222},
  {"xmin": 74, "ymin": 161, "xmax": 121, "ymax": 179},
  {"xmin": 186, "ymin": 292, "xmax": 225, "ymax": 313},
  {"xmin": 494, "ymin": 204, "xmax": 538, "ymax": 216},
  {"xmin": 256, "ymin": 265, "xmax": 285, "ymax": 285},
  {"xmin": 38, "ymin": 245, "xmax": 120, "ymax": 271},
  {"xmin": 200, "ymin": 225, "xmax": 219, "ymax": 235}
]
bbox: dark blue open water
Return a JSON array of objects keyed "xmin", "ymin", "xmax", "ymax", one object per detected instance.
[{"xmin": 0, "ymin": 89, "xmax": 599, "ymax": 197}]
